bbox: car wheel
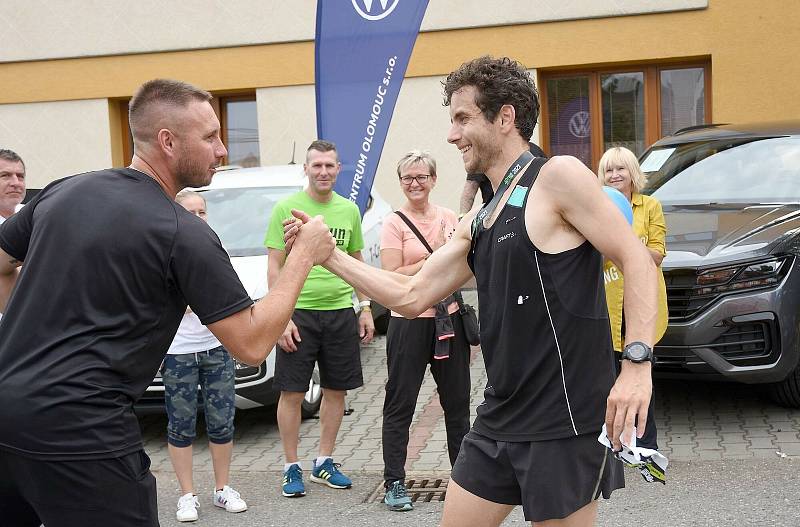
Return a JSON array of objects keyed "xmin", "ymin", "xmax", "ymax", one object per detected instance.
[
  {"xmin": 301, "ymin": 367, "xmax": 322, "ymax": 418},
  {"xmin": 768, "ymin": 365, "xmax": 800, "ymax": 408},
  {"xmin": 373, "ymin": 312, "xmax": 390, "ymax": 335}
]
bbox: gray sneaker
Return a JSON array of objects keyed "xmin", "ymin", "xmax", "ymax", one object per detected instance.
[{"xmin": 384, "ymin": 480, "xmax": 413, "ymax": 512}]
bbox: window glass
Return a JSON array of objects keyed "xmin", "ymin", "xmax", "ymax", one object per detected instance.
[
  {"xmin": 224, "ymin": 99, "xmax": 260, "ymax": 167},
  {"xmin": 644, "ymin": 137, "xmax": 800, "ymax": 203},
  {"xmin": 660, "ymin": 68, "xmax": 705, "ymax": 136},
  {"xmin": 201, "ymin": 185, "xmax": 302, "ymax": 256},
  {"xmin": 601, "ymin": 72, "xmax": 645, "ymax": 156},
  {"xmin": 546, "ymin": 76, "xmax": 592, "ymax": 167}
]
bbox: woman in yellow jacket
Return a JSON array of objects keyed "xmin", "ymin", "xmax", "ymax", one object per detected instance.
[{"xmin": 598, "ymin": 146, "xmax": 668, "ymax": 452}]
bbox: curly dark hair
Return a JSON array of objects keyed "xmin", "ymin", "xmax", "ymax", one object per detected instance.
[{"xmin": 442, "ymin": 56, "xmax": 539, "ymax": 141}]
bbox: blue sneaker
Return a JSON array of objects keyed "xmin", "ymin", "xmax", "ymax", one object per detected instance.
[
  {"xmin": 282, "ymin": 464, "xmax": 306, "ymax": 497},
  {"xmin": 310, "ymin": 458, "xmax": 352, "ymax": 489},
  {"xmin": 384, "ymin": 480, "xmax": 413, "ymax": 512}
]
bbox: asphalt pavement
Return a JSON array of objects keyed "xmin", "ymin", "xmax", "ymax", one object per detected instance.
[
  {"xmin": 142, "ymin": 290, "xmax": 800, "ymax": 525},
  {"xmin": 151, "ymin": 458, "xmax": 800, "ymax": 526}
]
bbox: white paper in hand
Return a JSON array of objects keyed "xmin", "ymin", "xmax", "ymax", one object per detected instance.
[{"xmin": 598, "ymin": 424, "xmax": 669, "ymax": 483}]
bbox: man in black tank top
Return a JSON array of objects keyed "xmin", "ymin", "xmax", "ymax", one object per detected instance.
[{"xmin": 293, "ymin": 57, "xmax": 659, "ymax": 526}]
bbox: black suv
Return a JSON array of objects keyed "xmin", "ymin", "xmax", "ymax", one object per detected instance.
[{"xmin": 640, "ymin": 121, "xmax": 800, "ymax": 406}]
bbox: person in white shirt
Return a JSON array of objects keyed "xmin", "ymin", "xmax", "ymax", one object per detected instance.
[{"xmin": 163, "ymin": 190, "xmax": 248, "ymax": 522}]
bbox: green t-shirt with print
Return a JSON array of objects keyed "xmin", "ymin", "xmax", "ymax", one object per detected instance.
[{"xmin": 264, "ymin": 191, "xmax": 364, "ymax": 310}]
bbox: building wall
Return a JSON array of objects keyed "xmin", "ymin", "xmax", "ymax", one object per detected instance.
[
  {"xmin": 0, "ymin": 0, "xmax": 796, "ymax": 211},
  {"xmin": 255, "ymin": 75, "xmax": 539, "ymax": 212},
  {"xmin": 0, "ymin": 99, "xmax": 112, "ymax": 188},
  {"xmin": 1, "ymin": 0, "xmax": 705, "ymax": 62}
]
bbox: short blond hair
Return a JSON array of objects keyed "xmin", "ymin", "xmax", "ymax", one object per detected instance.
[
  {"xmin": 597, "ymin": 147, "xmax": 648, "ymax": 194},
  {"xmin": 396, "ymin": 150, "xmax": 436, "ymax": 178},
  {"xmin": 175, "ymin": 189, "xmax": 205, "ymax": 205}
]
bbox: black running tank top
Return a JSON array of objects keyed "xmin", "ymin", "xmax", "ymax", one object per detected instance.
[{"xmin": 467, "ymin": 159, "xmax": 616, "ymax": 441}]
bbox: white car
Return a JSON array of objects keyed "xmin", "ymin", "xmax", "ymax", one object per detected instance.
[{"xmin": 137, "ymin": 165, "xmax": 392, "ymax": 416}]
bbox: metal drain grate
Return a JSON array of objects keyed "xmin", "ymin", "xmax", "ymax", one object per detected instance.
[{"xmin": 368, "ymin": 477, "xmax": 449, "ymax": 504}]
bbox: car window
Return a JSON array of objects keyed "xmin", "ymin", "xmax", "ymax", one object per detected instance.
[
  {"xmin": 200, "ymin": 186, "xmax": 303, "ymax": 257},
  {"xmin": 642, "ymin": 136, "xmax": 800, "ymax": 204}
]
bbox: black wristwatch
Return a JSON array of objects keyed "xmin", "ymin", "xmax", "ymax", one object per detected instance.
[{"xmin": 621, "ymin": 341, "xmax": 654, "ymax": 363}]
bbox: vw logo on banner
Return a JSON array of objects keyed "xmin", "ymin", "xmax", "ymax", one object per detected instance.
[
  {"xmin": 318, "ymin": 0, "xmax": 428, "ymax": 214},
  {"xmin": 351, "ymin": 0, "xmax": 400, "ymax": 20},
  {"xmin": 568, "ymin": 111, "xmax": 591, "ymax": 138}
]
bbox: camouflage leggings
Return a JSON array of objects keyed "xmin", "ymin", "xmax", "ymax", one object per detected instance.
[{"xmin": 161, "ymin": 346, "xmax": 235, "ymax": 447}]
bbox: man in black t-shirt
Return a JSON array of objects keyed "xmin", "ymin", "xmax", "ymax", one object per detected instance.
[
  {"xmin": 0, "ymin": 79, "xmax": 335, "ymax": 527},
  {"xmin": 459, "ymin": 142, "xmax": 545, "ymax": 218},
  {"xmin": 290, "ymin": 57, "xmax": 659, "ymax": 526}
]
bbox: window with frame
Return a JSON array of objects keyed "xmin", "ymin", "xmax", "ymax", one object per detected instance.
[
  {"xmin": 220, "ymin": 96, "xmax": 260, "ymax": 167},
  {"xmin": 117, "ymin": 93, "xmax": 261, "ymax": 168},
  {"xmin": 540, "ymin": 61, "xmax": 710, "ymax": 170}
]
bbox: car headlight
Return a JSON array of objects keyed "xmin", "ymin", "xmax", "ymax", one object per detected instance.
[{"xmin": 696, "ymin": 256, "xmax": 791, "ymax": 295}]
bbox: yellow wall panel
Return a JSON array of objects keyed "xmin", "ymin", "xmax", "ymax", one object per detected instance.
[
  {"xmin": 1, "ymin": 0, "xmax": 797, "ymax": 126},
  {"xmin": 0, "ymin": 0, "xmax": 797, "ymax": 176}
]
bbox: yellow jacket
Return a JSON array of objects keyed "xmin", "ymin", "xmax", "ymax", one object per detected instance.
[{"xmin": 603, "ymin": 193, "xmax": 669, "ymax": 351}]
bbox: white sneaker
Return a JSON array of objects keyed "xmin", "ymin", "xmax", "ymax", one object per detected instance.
[
  {"xmin": 213, "ymin": 485, "xmax": 248, "ymax": 513},
  {"xmin": 176, "ymin": 493, "xmax": 199, "ymax": 522}
]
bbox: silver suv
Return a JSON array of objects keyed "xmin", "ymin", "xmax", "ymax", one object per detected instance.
[{"xmin": 640, "ymin": 121, "xmax": 800, "ymax": 407}]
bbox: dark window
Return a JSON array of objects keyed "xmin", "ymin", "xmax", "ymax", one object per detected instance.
[
  {"xmin": 220, "ymin": 97, "xmax": 260, "ymax": 168},
  {"xmin": 540, "ymin": 61, "xmax": 711, "ymax": 170}
]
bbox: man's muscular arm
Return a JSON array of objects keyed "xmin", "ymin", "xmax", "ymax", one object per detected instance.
[
  {"xmin": 534, "ymin": 156, "xmax": 658, "ymax": 450},
  {"xmin": 208, "ymin": 215, "xmax": 334, "ymax": 366},
  {"xmin": 288, "ymin": 209, "xmax": 474, "ymax": 318}
]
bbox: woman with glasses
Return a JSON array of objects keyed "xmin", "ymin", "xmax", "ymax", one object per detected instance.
[{"xmin": 378, "ymin": 150, "xmax": 471, "ymax": 511}]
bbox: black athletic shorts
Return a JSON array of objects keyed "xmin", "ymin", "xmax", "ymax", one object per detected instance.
[
  {"xmin": 451, "ymin": 430, "xmax": 624, "ymax": 522},
  {"xmin": 0, "ymin": 448, "xmax": 158, "ymax": 527},
  {"xmin": 274, "ymin": 308, "xmax": 363, "ymax": 392}
]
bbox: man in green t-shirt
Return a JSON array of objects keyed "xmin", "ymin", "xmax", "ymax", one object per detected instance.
[{"xmin": 265, "ymin": 140, "xmax": 374, "ymax": 498}]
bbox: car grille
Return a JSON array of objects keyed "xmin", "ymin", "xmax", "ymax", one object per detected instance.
[
  {"xmin": 711, "ymin": 322, "xmax": 771, "ymax": 362},
  {"xmin": 655, "ymin": 321, "xmax": 774, "ymax": 369},
  {"xmin": 663, "ymin": 268, "xmax": 714, "ymax": 319}
]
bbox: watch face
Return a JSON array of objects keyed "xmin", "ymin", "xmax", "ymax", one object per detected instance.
[{"xmin": 626, "ymin": 343, "xmax": 649, "ymax": 361}]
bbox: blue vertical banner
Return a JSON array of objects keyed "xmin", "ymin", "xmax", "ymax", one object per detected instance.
[{"xmin": 315, "ymin": 0, "xmax": 429, "ymax": 215}]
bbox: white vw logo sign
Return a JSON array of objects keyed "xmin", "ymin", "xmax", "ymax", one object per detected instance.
[
  {"xmin": 351, "ymin": 0, "xmax": 400, "ymax": 20},
  {"xmin": 568, "ymin": 111, "xmax": 590, "ymax": 138}
]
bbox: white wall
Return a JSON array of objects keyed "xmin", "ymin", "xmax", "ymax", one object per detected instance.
[
  {"xmin": 257, "ymin": 85, "xmax": 317, "ymax": 167},
  {"xmin": 375, "ymin": 73, "xmax": 541, "ymax": 214},
  {"xmin": 256, "ymin": 73, "xmax": 542, "ymax": 214},
  {"xmin": 0, "ymin": 0, "xmax": 707, "ymax": 62},
  {"xmin": 0, "ymin": 99, "xmax": 113, "ymax": 188}
]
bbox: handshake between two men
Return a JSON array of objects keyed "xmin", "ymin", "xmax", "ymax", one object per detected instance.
[{"xmin": 284, "ymin": 211, "xmax": 338, "ymax": 266}]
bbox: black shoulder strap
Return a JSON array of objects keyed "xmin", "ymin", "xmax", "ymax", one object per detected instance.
[
  {"xmin": 471, "ymin": 156, "xmax": 547, "ymax": 240},
  {"xmin": 471, "ymin": 150, "xmax": 534, "ymax": 239},
  {"xmin": 394, "ymin": 210, "xmax": 434, "ymax": 254},
  {"xmin": 519, "ymin": 156, "xmax": 547, "ymax": 188}
]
